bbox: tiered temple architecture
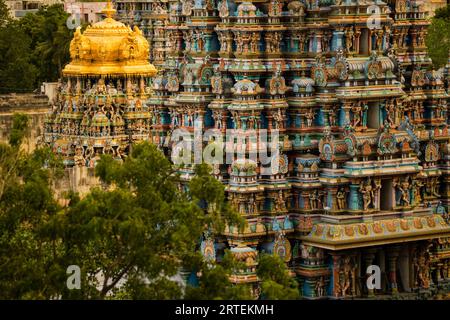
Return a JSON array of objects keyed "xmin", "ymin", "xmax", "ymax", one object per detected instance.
[
  {"xmin": 44, "ymin": 0, "xmax": 450, "ymax": 299},
  {"xmin": 43, "ymin": 1, "xmax": 157, "ymax": 192}
]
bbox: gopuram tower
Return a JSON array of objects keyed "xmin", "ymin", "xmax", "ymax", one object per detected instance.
[
  {"xmin": 45, "ymin": 0, "xmax": 450, "ymax": 299},
  {"xmin": 43, "ymin": 1, "xmax": 157, "ymax": 192}
]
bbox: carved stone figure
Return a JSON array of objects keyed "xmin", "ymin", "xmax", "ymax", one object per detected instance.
[
  {"xmin": 315, "ymin": 277, "xmax": 326, "ymax": 298},
  {"xmin": 336, "ymin": 189, "xmax": 346, "ymax": 210},
  {"xmin": 305, "ymin": 109, "xmax": 315, "ymax": 127},
  {"xmin": 413, "ymin": 246, "xmax": 431, "ymax": 289},
  {"xmin": 360, "ymin": 178, "xmax": 375, "ymax": 211},
  {"xmin": 309, "ymin": 190, "xmax": 319, "ymax": 210},
  {"xmin": 274, "ymin": 190, "xmax": 286, "ymax": 212}
]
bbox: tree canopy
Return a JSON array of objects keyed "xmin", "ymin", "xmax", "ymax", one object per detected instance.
[
  {"xmin": 0, "ymin": 3, "xmax": 72, "ymax": 92},
  {"xmin": 0, "ymin": 116, "xmax": 244, "ymax": 299},
  {"xmin": 0, "ymin": 0, "xmax": 10, "ymax": 27},
  {"xmin": 0, "ymin": 114, "xmax": 300, "ymax": 300},
  {"xmin": 0, "ymin": 114, "xmax": 64, "ymax": 298},
  {"xmin": 257, "ymin": 254, "xmax": 300, "ymax": 300},
  {"xmin": 426, "ymin": 5, "xmax": 450, "ymax": 69}
]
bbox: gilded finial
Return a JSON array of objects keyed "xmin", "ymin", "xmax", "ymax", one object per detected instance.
[{"xmin": 102, "ymin": 0, "xmax": 116, "ymax": 19}]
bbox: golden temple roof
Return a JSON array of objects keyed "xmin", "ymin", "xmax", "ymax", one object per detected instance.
[{"xmin": 63, "ymin": 0, "xmax": 157, "ymax": 77}]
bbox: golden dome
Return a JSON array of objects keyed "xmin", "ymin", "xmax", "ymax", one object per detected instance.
[{"xmin": 63, "ymin": 1, "xmax": 157, "ymax": 77}]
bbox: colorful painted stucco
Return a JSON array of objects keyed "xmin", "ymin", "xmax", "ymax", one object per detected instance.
[{"xmin": 44, "ymin": 0, "xmax": 450, "ymax": 299}]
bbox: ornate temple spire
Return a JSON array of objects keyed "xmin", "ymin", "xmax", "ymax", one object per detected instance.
[
  {"xmin": 43, "ymin": 1, "xmax": 157, "ymax": 168},
  {"xmin": 64, "ymin": 0, "xmax": 156, "ymax": 77},
  {"xmin": 101, "ymin": 0, "xmax": 116, "ymax": 19}
]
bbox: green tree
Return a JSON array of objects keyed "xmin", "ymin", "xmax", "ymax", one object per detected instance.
[
  {"xmin": 52, "ymin": 145, "xmax": 244, "ymax": 299},
  {"xmin": 0, "ymin": 0, "xmax": 10, "ymax": 27},
  {"xmin": 257, "ymin": 254, "xmax": 300, "ymax": 300},
  {"xmin": 434, "ymin": 5, "xmax": 450, "ymax": 20},
  {"xmin": 426, "ymin": 5, "xmax": 450, "ymax": 69},
  {"xmin": 0, "ymin": 120, "xmax": 248, "ymax": 299},
  {"xmin": 19, "ymin": 4, "xmax": 73, "ymax": 83},
  {"xmin": 185, "ymin": 251, "xmax": 253, "ymax": 300},
  {"xmin": 0, "ymin": 118, "xmax": 300, "ymax": 300},
  {"xmin": 0, "ymin": 4, "xmax": 72, "ymax": 91},
  {"xmin": 0, "ymin": 113, "xmax": 64, "ymax": 299},
  {"xmin": 0, "ymin": 21, "xmax": 37, "ymax": 91}
]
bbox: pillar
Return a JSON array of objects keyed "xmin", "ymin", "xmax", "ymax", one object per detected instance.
[
  {"xmin": 387, "ymin": 246, "xmax": 400, "ymax": 295},
  {"xmin": 341, "ymin": 102, "xmax": 352, "ymax": 126},
  {"xmin": 332, "ymin": 29, "xmax": 345, "ymax": 51},
  {"xmin": 331, "ymin": 254, "xmax": 341, "ymax": 298},
  {"xmin": 349, "ymin": 184, "xmax": 361, "ymax": 211}
]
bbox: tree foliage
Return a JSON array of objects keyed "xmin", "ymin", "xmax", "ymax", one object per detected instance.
[
  {"xmin": 19, "ymin": 5, "xmax": 73, "ymax": 84},
  {"xmin": 426, "ymin": 5, "xmax": 450, "ymax": 69},
  {"xmin": 257, "ymin": 254, "xmax": 300, "ymax": 300},
  {"xmin": 0, "ymin": 129, "xmax": 247, "ymax": 299},
  {"xmin": 434, "ymin": 5, "xmax": 450, "ymax": 20},
  {"xmin": 185, "ymin": 251, "xmax": 253, "ymax": 300},
  {"xmin": 56, "ymin": 143, "xmax": 217, "ymax": 298},
  {"xmin": 0, "ymin": 4, "xmax": 72, "ymax": 91},
  {"xmin": 0, "ymin": 21, "xmax": 38, "ymax": 91},
  {"xmin": 0, "ymin": 0, "xmax": 10, "ymax": 27},
  {"xmin": 0, "ymin": 114, "xmax": 64, "ymax": 299},
  {"xmin": 0, "ymin": 117, "xmax": 299, "ymax": 300}
]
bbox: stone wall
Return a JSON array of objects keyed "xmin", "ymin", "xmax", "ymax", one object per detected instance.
[
  {"xmin": 427, "ymin": 0, "xmax": 448, "ymax": 17},
  {"xmin": 0, "ymin": 93, "xmax": 101, "ymax": 200},
  {"xmin": 0, "ymin": 93, "xmax": 49, "ymax": 152}
]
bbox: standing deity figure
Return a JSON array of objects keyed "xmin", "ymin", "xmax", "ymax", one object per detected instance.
[
  {"xmin": 413, "ymin": 247, "xmax": 431, "ymax": 289},
  {"xmin": 361, "ymin": 103, "xmax": 368, "ymax": 128},
  {"xmin": 309, "ymin": 190, "xmax": 318, "ymax": 210},
  {"xmin": 170, "ymin": 109, "xmax": 179, "ymax": 127},
  {"xmin": 73, "ymin": 146, "xmax": 86, "ymax": 167},
  {"xmin": 181, "ymin": 0, "xmax": 193, "ymax": 16},
  {"xmin": 412, "ymin": 179, "xmax": 424, "ymax": 205},
  {"xmin": 385, "ymin": 101, "xmax": 396, "ymax": 127},
  {"xmin": 214, "ymin": 111, "xmax": 223, "ymax": 129},
  {"xmin": 336, "ymin": 189, "xmax": 346, "ymax": 210},
  {"xmin": 435, "ymin": 103, "xmax": 445, "ymax": 119},
  {"xmin": 184, "ymin": 67, "xmax": 194, "ymax": 84},
  {"xmin": 250, "ymin": 32, "xmax": 259, "ymax": 53},
  {"xmin": 217, "ymin": 32, "xmax": 227, "ymax": 52},
  {"xmin": 199, "ymin": 32, "xmax": 205, "ymax": 52},
  {"xmin": 359, "ymin": 179, "xmax": 374, "ymax": 211},
  {"xmin": 273, "ymin": 32, "xmax": 282, "ymax": 53},
  {"xmin": 328, "ymin": 109, "xmax": 336, "ymax": 126},
  {"xmin": 305, "ymin": 109, "xmax": 315, "ymax": 127},
  {"xmin": 345, "ymin": 27, "xmax": 354, "ymax": 53},
  {"xmin": 272, "ymin": 109, "xmax": 284, "ymax": 129},
  {"xmin": 315, "ymin": 277, "xmax": 326, "ymax": 298},
  {"xmin": 274, "ymin": 190, "xmax": 286, "ymax": 211},
  {"xmin": 351, "ymin": 103, "xmax": 362, "ymax": 127},
  {"xmin": 184, "ymin": 31, "xmax": 193, "ymax": 52},
  {"xmin": 218, "ymin": 0, "xmax": 229, "ymax": 17},
  {"xmin": 376, "ymin": 29, "xmax": 384, "ymax": 51},
  {"xmin": 394, "ymin": 178, "xmax": 411, "ymax": 206},
  {"xmin": 241, "ymin": 33, "xmax": 251, "ymax": 53},
  {"xmin": 248, "ymin": 194, "xmax": 257, "ymax": 214},
  {"xmin": 340, "ymin": 257, "xmax": 355, "ymax": 297},
  {"xmin": 268, "ymin": 0, "xmax": 282, "ymax": 16},
  {"xmin": 322, "ymin": 31, "xmax": 332, "ymax": 52}
]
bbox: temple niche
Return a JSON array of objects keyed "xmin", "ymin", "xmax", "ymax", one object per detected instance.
[{"xmin": 44, "ymin": 0, "xmax": 450, "ymax": 299}]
